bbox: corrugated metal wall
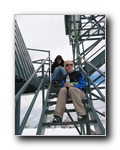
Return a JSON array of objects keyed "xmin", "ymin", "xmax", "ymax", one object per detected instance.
[{"xmin": 15, "ymin": 20, "xmax": 39, "ymax": 93}]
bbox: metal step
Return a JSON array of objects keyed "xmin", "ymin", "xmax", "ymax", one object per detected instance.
[
  {"xmin": 43, "ymin": 119, "xmax": 97, "ymax": 126},
  {"xmin": 45, "ymin": 108, "xmax": 76, "ymax": 114},
  {"xmin": 47, "ymin": 99, "xmax": 73, "ymax": 106},
  {"xmin": 15, "ymin": 81, "xmax": 37, "ymax": 94}
]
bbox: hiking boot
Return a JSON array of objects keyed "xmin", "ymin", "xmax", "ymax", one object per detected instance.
[
  {"xmin": 52, "ymin": 116, "xmax": 62, "ymax": 123},
  {"xmin": 77, "ymin": 115, "xmax": 86, "ymax": 121},
  {"xmin": 52, "ymin": 81, "xmax": 58, "ymax": 84}
]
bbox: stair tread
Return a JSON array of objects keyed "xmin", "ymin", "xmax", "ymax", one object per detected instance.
[
  {"xmin": 43, "ymin": 119, "xmax": 96, "ymax": 126},
  {"xmin": 45, "ymin": 108, "xmax": 76, "ymax": 114}
]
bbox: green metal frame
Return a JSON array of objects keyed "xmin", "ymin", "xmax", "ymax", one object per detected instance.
[
  {"xmin": 15, "ymin": 15, "xmax": 105, "ymax": 135},
  {"xmin": 15, "ymin": 20, "xmax": 51, "ymax": 135},
  {"xmin": 15, "ymin": 56, "xmax": 51, "ymax": 135},
  {"xmin": 64, "ymin": 15, "xmax": 105, "ymax": 135}
]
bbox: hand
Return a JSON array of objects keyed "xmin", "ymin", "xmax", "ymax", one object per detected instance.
[{"xmin": 64, "ymin": 82, "xmax": 73, "ymax": 88}]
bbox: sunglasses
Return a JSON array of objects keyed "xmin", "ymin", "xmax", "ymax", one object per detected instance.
[{"xmin": 66, "ymin": 64, "xmax": 73, "ymax": 67}]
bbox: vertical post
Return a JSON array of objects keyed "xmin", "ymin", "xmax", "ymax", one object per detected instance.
[
  {"xmin": 73, "ymin": 15, "xmax": 81, "ymax": 65},
  {"xmin": 48, "ymin": 51, "xmax": 51, "ymax": 82},
  {"xmin": 72, "ymin": 41, "xmax": 75, "ymax": 65},
  {"xmin": 42, "ymin": 65, "xmax": 45, "ymax": 108},
  {"xmin": 86, "ymin": 121, "xmax": 91, "ymax": 135},
  {"xmin": 15, "ymin": 96, "xmax": 21, "ymax": 135}
]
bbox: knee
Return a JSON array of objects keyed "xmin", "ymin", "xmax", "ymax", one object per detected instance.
[
  {"xmin": 68, "ymin": 87, "xmax": 75, "ymax": 93},
  {"xmin": 54, "ymin": 67, "xmax": 59, "ymax": 71},
  {"xmin": 59, "ymin": 67, "xmax": 64, "ymax": 71},
  {"xmin": 60, "ymin": 67, "xmax": 66, "ymax": 73},
  {"xmin": 59, "ymin": 87, "xmax": 67, "ymax": 94}
]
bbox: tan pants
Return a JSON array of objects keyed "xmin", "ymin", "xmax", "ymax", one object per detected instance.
[{"xmin": 54, "ymin": 87, "xmax": 86, "ymax": 118}]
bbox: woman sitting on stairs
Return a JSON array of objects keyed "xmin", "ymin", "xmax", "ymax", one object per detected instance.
[{"xmin": 51, "ymin": 55, "xmax": 67, "ymax": 84}]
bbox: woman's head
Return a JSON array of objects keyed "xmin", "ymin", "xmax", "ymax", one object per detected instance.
[{"xmin": 55, "ymin": 55, "xmax": 63, "ymax": 64}]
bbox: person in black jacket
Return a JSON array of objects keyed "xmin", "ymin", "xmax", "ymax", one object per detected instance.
[
  {"xmin": 51, "ymin": 55, "xmax": 66, "ymax": 83},
  {"xmin": 52, "ymin": 60, "xmax": 86, "ymax": 123}
]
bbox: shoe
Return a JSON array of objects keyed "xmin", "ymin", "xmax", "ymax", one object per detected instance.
[
  {"xmin": 52, "ymin": 116, "xmax": 62, "ymax": 123},
  {"xmin": 52, "ymin": 81, "xmax": 58, "ymax": 84},
  {"xmin": 77, "ymin": 115, "xmax": 86, "ymax": 121}
]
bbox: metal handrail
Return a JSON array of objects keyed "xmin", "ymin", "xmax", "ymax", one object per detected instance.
[
  {"xmin": 86, "ymin": 95, "xmax": 105, "ymax": 134},
  {"xmin": 65, "ymin": 15, "xmax": 105, "ymax": 135},
  {"xmin": 79, "ymin": 65, "xmax": 105, "ymax": 101},
  {"xmin": 15, "ymin": 56, "xmax": 50, "ymax": 135},
  {"xmin": 19, "ymin": 67, "xmax": 50, "ymax": 134},
  {"xmin": 15, "ymin": 56, "xmax": 49, "ymax": 103},
  {"xmin": 37, "ymin": 81, "xmax": 52, "ymax": 135},
  {"xmin": 77, "ymin": 54, "xmax": 105, "ymax": 77}
]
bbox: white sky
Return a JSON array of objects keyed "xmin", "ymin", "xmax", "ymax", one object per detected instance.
[{"xmin": 15, "ymin": 15, "xmax": 73, "ymax": 61}]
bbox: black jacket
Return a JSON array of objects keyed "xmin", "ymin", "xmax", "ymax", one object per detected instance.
[
  {"xmin": 51, "ymin": 55, "xmax": 64, "ymax": 73},
  {"xmin": 62, "ymin": 71, "xmax": 86, "ymax": 91}
]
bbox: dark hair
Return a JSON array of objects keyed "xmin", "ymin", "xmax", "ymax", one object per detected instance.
[
  {"xmin": 55, "ymin": 55, "xmax": 62, "ymax": 60},
  {"xmin": 51, "ymin": 55, "xmax": 64, "ymax": 73}
]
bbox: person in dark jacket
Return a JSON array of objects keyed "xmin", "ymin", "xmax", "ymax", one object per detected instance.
[
  {"xmin": 52, "ymin": 60, "xmax": 87, "ymax": 123},
  {"xmin": 51, "ymin": 55, "xmax": 66, "ymax": 83}
]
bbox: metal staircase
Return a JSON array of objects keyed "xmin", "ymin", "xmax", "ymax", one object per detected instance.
[
  {"xmin": 64, "ymin": 15, "xmax": 105, "ymax": 135},
  {"xmin": 15, "ymin": 15, "xmax": 105, "ymax": 136},
  {"xmin": 36, "ymin": 83, "xmax": 102, "ymax": 135}
]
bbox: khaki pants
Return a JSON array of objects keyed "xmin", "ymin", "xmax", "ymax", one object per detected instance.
[{"xmin": 54, "ymin": 87, "xmax": 86, "ymax": 118}]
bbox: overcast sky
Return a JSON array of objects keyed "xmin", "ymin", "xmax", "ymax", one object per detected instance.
[{"xmin": 15, "ymin": 15, "xmax": 73, "ymax": 62}]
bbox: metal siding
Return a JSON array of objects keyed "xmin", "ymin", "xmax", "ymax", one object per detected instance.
[{"xmin": 15, "ymin": 20, "xmax": 39, "ymax": 88}]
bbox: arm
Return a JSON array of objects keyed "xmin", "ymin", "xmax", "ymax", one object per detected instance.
[
  {"xmin": 62, "ymin": 79, "xmax": 74, "ymax": 88},
  {"xmin": 51, "ymin": 63, "xmax": 56, "ymax": 74},
  {"xmin": 62, "ymin": 80, "xmax": 65, "ymax": 87},
  {"xmin": 73, "ymin": 73, "xmax": 86, "ymax": 89}
]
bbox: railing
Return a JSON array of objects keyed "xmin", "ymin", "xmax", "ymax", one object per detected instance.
[
  {"xmin": 76, "ymin": 56, "xmax": 105, "ymax": 134},
  {"xmin": 65, "ymin": 15, "xmax": 105, "ymax": 135},
  {"xmin": 15, "ymin": 56, "xmax": 51, "ymax": 135}
]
